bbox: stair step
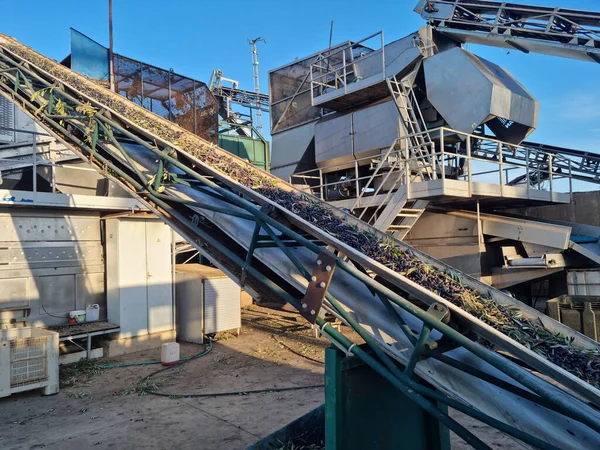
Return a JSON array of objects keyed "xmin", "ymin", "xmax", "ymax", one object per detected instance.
[{"xmin": 398, "ymin": 209, "xmax": 425, "ymax": 214}]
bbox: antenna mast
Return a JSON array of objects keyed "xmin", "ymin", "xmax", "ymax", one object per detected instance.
[{"xmin": 248, "ymin": 37, "xmax": 266, "ymax": 132}]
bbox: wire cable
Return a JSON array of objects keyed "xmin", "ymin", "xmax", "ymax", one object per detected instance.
[
  {"xmin": 271, "ymin": 336, "xmax": 324, "ymax": 365},
  {"xmin": 100, "ymin": 338, "xmax": 213, "ymax": 370},
  {"xmin": 97, "ymin": 337, "xmax": 323, "ymax": 400},
  {"xmin": 40, "ymin": 302, "xmax": 70, "ymax": 319},
  {"xmin": 148, "ymin": 384, "xmax": 324, "ymax": 399}
]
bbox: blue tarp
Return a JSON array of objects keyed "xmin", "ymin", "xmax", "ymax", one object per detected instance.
[{"xmin": 571, "ymin": 235, "xmax": 599, "ymax": 244}]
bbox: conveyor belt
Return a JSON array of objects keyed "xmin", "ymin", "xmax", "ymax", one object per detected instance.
[
  {"xmin": 0, "ymin": 34, "xmax": 599, "ymax": 449},
  {"xmin": 415, "ymin": 0, "xmax": 600, "ymax": 63}
]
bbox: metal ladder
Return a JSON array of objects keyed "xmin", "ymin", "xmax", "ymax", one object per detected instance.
[
  {"xmin": 366, "ymin": 74, "xmax": 436, "ymax": 234},
  {"xmin": 387, "ymin": 73, "xmax": 437, "ymax": 179},
  {"xmin": 348, "ymin": 74, "xmax": 434, "ymax": 235},
  {"xmin": 350, "ymin": 139, "xmax": 405, "ymax": 220},
  {"xmin": 387, "ymin": 199, "xmax": 429, "ymax": 240}
]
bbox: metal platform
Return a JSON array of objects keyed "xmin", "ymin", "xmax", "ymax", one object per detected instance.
[
  {"xmin": 292, "ymin": 126, "xmax": 575, "ymax": 213},
  {"xmin": 49, "ymin": 321, "xmax": 120, "ymax": 359},
  {"xmin": 328, "ymin": 178, "xmax": 570, "ymax": 210}
]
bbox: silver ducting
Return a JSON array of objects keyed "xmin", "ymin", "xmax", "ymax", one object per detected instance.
[{"xmin": 424, "ymin": 47, "xmax": 539, "ymax": 144}]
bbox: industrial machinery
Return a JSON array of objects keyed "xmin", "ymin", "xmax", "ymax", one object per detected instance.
[
  {"xmin": 272, "ymin": 0, "xmax": 600, "ymax": 294},
  {"xmin": 1, "ymin": 6, "xmax": 600, "ymax": 446},
  {"xmin": 208, "ymin": 68, "xmax": 270, "ymax": 137},
  {"xmin": 208, "ymin": 68, "xmax": 271, "ymax": 170}
]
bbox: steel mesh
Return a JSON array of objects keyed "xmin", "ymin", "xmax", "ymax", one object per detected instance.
[{"xmin": 113, "ymin": 55, "xmax": 218, "ymax": 143}]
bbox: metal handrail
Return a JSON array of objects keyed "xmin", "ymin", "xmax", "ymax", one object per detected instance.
[
  {"xmin": 290, "ymin": 127, "xmax": 576, "ymax": 203},
  {"xmin": 349, "ymin": 138, "xmax": 400, "ymax": 213},
  {"xmin": 310, "ymin": 31, "xmax": 386, "ymax": 103}
]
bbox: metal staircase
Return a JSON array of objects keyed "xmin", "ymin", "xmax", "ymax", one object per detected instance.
[
  {"xmin": 349, "ymin": 73, "xmax": 435, "ymax": 236},
  {"xmin": 350, "ymin": 139, "xmax": 406, "ymax": 219},
  {"xmin": 388, "ymin": 199, "xmax": 429, "ymax": 239},
  {"xmin": 365, "ymin": 73, "xmax": 435, "ymax": 234}
]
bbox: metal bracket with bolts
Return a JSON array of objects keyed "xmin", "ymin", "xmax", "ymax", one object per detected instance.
[{"xmin": 300, "ymin": 250, "xmax": 337, "ymax": 324}]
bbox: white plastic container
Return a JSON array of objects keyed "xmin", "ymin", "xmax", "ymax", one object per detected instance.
[
  {"xmin": 0, "ymin": 327, "xmax": 59, "ymax": 398},
  {"xmin": 160, "ymin": 342, "xmax": 180, "ymax": 366},
  {"xmin": 85, "ymin": 304, "xmax": 100, "ymax": 322},
  {"xmin": 69, "ymin": 310, "xmax": 86, "ymax": 323}
]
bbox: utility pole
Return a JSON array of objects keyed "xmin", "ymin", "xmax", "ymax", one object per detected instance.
[
  {"xmin": 248, "ymin": 37, "xmax": 266, "ymax": 132},
  {"xmin": 108, "ymin": 0, "xmax": 115, "ymax": 91}
]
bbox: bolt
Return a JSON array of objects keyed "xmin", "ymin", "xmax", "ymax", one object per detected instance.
[
  {"xmin": 310, "ymin": 310, "xmax": 315, "ymax": 315},
  {"xmin": 325, "ymin": 265, "xmax": 331, "ymax": 272},
  {"xmin": 311, "ymin": 276, "xmax": 317, "ymax": 282},
  {"xmin": 302, "ymin": 303, "xmax": 307, "ymax": 309},
  {"xmin": 319, "ymin": 282, "xmax": 326, "ymax": 288},
  {"xmin": 317, "ymin": 259, "xmax": 322, "ymax": 266}
]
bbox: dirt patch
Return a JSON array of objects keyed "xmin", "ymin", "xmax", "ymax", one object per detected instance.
[{"xmin": 0, "ymin": 305, "xmax": 520, "ymax": 450}]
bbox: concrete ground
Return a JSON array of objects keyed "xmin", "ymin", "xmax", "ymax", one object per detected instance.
[{"xmin": 0, "ymin": 305, "xmax": 520, "ymax": 450}]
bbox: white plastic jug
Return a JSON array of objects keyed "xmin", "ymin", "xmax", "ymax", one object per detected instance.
[
  {"xmin": 161, "ymin": 342, "xmax": 180, "ymax": 366},
  {"xmin": 85, "ymin": 304, "xmax": 100, "ymax": 322}
]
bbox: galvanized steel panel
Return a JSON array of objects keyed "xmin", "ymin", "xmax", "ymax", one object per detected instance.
[
  {"xmin": 0, "ymin": 242, "xmax": 102, "ymax": 269},
  {"xmin": 352, "ymin": 100, "xmax": 399, "ymax": 161},
  {"xmin": 32, "ymin": 274, "xmax": 76, "ymax": 314},
  {"xmin": 0, "ymin": 215, "xmax": 101, "ymax": 241},
  {"xmin": 175, "ymin": 269, "xmax": 204, "ymax": 344},
  {"xmin": 315, "ymin": 113, "xmax": 353, "ymax": 169},
  {"xmin": 0, "ymin": 211, "xmax": 105, "ymax": 326},
  {"xmin": 271, "ymin": 122, "xmax": 316, "ymax": 180},
  {"xmin": 385, "ymin": 33, "xmax": 423, "ymax": 78},
  {"xmin": 77, "ymin": 272, "xmax": 105, "ymax": 316},
  {"xmin": 353, "ymin": 49, "xmax": 384, "ymax": 80},
  {"xmin": 0, "ymin": 277, "xmax": 27, "ymax": 309}
]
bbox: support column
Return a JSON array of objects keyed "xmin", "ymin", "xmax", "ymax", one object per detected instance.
[{"xmin": 325, "ymin": 346, "xmax": 450, "ymax": 450}]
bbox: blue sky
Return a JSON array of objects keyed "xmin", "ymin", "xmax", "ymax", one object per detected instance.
[{"xmin": 2, "ymin": 0, "xmax": 599, "ymax": 152}]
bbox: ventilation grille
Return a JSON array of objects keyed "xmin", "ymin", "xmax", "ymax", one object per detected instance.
[{"xmin": 0, "ymin": 96, "xmax": 15, "ymax": 143}]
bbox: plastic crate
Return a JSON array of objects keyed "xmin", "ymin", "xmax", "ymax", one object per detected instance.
[
  {"xmin": 0, "ymin": 327, "xmax": 59, "ymax": 398},
  {"xmin": 547, "ymin": 295, "xmax": 600, "ymax": 342}
]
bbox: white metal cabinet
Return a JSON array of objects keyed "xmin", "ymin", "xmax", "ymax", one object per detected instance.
[
  {"xmin": 145, "ymin": 221, "xmax": 173, "ymax": 334},
  {"xmin": 175, "ymin": 264, "xmax": 241, "ymax": 341},
  {"xmin": 106, "ymin": 217, "xmax": 173, "ymax": 339}
]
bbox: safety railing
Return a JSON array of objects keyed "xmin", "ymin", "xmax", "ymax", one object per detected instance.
[
  {"xmin": 290, "ymin": 127, "xmax": 576, "ymax": 205},
  {"xmin": 309, "ymin": 31, "xmax": 385, "ymax": 105},
  {"xmin": 0, "ymin": 126, "xmax": 80, "ymax": 196}
]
